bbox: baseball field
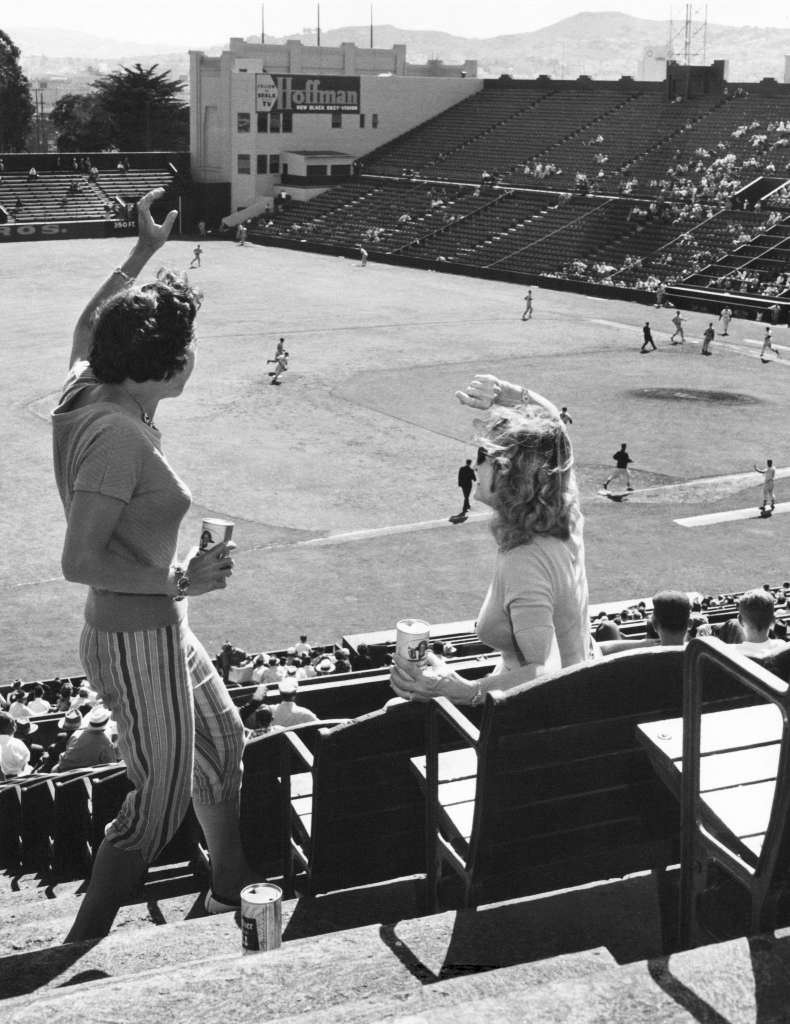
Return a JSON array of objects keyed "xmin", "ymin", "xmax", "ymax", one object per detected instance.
[{"xmin": 3, "ymin": 234, "xmax": 789, "ymax": 679}]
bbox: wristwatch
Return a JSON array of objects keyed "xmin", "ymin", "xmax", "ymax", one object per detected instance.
[{"xmin": 173, "ymin": 565, "xmax": 191, "ymax": 601}]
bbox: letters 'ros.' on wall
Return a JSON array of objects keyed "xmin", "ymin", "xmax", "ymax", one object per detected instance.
[{"xmin": 256, "ymin": 74, "xmax": 361, "ymax": 114}]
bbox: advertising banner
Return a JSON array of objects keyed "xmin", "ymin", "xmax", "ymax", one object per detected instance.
[{"xmin": 256, "ymin": 74, "xmax": 361, "ymax": 114}]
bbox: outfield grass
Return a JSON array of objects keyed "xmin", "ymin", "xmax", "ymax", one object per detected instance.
[{"xmin": 3, "ymin": 235, "xmax": 789, "ymax": 679}]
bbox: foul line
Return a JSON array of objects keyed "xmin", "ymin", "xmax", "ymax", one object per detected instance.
[
  {"xmin": 289, "ymin": 510, "xmax": 491, "ymax": 549},
  {"xmin": 676, "ymin": 502, "xmax": 790, "ymax": 528}
]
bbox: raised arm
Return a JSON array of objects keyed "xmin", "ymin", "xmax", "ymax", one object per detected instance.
[
  {"xmin": 69, "ymin": 188, "xmax": 178, "ymax": 369},
  {"xmin": 455, "ymin": 373, "xmax": 560, "ymax": 418}
]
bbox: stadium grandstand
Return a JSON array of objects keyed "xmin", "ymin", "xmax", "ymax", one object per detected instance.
[{"xmin": 7, "ymin": 30, "xmax": 790, "ymax": 1021}]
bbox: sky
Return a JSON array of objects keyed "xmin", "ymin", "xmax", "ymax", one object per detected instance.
[{"xmin": 8, "ymin": 0, "xmax": 790, "ymax": 49}]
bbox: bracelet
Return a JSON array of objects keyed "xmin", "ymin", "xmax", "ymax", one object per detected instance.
[
  {"xmin": 112, "ymin": 267, "xmax": 136, "ymax": 284},
  {"xmin": 469, "ymin": 682, "xmax": 484, "ymax": 706}
]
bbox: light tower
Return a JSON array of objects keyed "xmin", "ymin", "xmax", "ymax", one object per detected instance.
[{"xmin": 667, "ymin": 3, "xmax": 708, "ymax": 65}]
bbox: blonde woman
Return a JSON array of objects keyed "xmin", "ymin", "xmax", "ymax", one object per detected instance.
[{"xmin": 391, "ymin": 374, "xmax": 591, "ymax": 706}]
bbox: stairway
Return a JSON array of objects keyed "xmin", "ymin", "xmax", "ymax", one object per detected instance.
[{"xmin": 4, "ymin": 867, "xmax": 790, "ymax": 1022}]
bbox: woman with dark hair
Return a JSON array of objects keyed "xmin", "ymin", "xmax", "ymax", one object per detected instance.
[
  {"xmin": 52, "ymin": 189, "xmax": 253, "ymax": 941},
  {"xmin": 391, "ymin": 373, "xmax": 592, "ymax": 706}
]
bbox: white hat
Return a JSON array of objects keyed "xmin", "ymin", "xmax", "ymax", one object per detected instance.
[
  {"xmin": 0, "ymin": 738, "xmax": 31, "ymax": 777},
  {"xmin": 87, "ymin": 706, "xmax": 112, "ymax": 729}
]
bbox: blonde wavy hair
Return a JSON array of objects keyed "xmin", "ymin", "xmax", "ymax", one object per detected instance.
[{"xmin": 476, "ymin": 405, "xmax": 581, "ymax": 551}]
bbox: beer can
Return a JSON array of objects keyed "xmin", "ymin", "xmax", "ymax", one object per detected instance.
[
  {"xmin": 199, "ymin": 517, "xmax": 234, "ymax": 553},
  {"xmin": 241, "ymin": 882, "xmax": 282, "ymax": 953},
  {"xmin": 395, "ymin": 618, "xmax": 431, "ymax": 665}
]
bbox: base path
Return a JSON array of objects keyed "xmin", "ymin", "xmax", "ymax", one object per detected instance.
[{"xmin": 676, "ymin": 502, "xmax": 790, "ymax": 528}]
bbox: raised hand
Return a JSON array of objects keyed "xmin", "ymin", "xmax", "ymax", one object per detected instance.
[{"xmin": 136, "ymin": 188, "xmax": 178, "ymax": 253}]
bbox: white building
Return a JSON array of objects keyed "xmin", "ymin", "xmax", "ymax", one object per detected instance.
[{"xmin": 189, "ymin": 38, "xmax": 480, "ymax": 215}]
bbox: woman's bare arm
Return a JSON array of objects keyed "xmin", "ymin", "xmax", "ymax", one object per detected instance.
[
  {"xmin": 69, "ymin": 189, "xmax": 178, "ymax": 369},
  {"xmin": 62, "ymin": 490, "xmax": 233, "ymax": 596}
]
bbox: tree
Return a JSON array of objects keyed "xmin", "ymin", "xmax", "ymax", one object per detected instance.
[
  {"xmin": 0, "ymin": 30, "xmax": 35, "ymax": 151},
  {"xmin": 93, "ymin": 63, "xmax": 188, "ymax": 150},
  {"xmin": 51, "ymin": 93, "xmax": 114, "ymax": 152}
]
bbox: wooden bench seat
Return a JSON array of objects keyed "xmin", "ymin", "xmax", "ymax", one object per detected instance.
[{"xmin": 414, "ymin": 646, "xmax": 759, "ymax": 922}]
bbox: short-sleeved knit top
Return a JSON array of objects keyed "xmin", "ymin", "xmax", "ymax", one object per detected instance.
[
  {"xmin": 476, "ymin": 532, "xmax": 590, "ymax": 685},
  {"xmin": 52, "ymin": 361, "xmax": 191, "ymax": 631}
]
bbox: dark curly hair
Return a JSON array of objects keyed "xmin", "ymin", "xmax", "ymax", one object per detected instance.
[{"xmin": 89, "ymin": 271, "xmax": 202, "ymax": 384}]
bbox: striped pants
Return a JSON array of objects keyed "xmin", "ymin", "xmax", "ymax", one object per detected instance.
[{"xmin": 80, "ymin": 622, "xmax": 245, "ymax": 863}]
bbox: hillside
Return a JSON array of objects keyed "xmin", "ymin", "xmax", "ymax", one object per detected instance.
[{"xmin": 9, "ymin": 12, "xmax": 790, "ymax": 83}]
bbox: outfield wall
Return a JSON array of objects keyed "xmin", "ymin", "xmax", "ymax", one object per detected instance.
[{"xmin": 0, "ymin": 219, "xmax": 137, "ymax": 243}]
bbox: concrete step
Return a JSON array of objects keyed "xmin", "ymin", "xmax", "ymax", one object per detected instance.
[
  {"xmin": 2, "ymin": 913, "xmax": 616, "ymax": 1023},
  {"xmin": 1, "ymin": 873, "xmax": 664, "ymax": 1017}
]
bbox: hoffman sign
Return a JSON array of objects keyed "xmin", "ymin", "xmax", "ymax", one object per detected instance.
[{"xmin": 256, "ymin": 74, "xmax": 360, "ymax": 114}]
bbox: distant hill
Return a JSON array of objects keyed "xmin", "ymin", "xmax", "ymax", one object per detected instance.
[{"xmin": 9, "ymin": 13, "xmax": 790, "ymax": 83}]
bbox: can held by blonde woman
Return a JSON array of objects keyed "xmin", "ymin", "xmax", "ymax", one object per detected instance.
[
  {"xmin": 241, "ymin": 882, "xmax": 282, "ymax": 952},
  {"xmin": 395, "ymin": 618, "xmax": 430, "ymax": 665}
]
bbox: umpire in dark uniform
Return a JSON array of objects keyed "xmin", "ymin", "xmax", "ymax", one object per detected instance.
[{"xmin": 457, "ymin": 459, "xmax": 477, "ymax": 515}]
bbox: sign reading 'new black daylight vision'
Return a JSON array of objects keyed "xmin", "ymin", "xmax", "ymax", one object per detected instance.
[{"xmin": 255, "ymin": 74, "xmax": 361, "ymax": 114}]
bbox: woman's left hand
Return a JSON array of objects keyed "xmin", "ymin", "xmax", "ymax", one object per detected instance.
[
  {"xmin": 389, "ymin": 653, "xmax": 470, "ymax": 704},
  {"xmin": 136, "ymin": 188, "xmax": 178, "ymax": 252}
]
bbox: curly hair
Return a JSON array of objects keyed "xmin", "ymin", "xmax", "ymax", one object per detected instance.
[
  {"xmin": 476, "ymin": 405, "xmax": 581, "ymax": 551},
  {"xmin": 89, "ymin": 271, "xmax": 202, "ymax": 384}
]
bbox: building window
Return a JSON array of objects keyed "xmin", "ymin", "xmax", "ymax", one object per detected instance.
[
  {"xmin": 359, "ymin": 113, "xmax": 366, "ymax": 128},
  {"xmin": 257, "ymin": 112, "xmax": 268, "ymax": 132},
  {"xmin": 237, "ymin": 112, "xmax": 250, "ymax": 133},
  {"xmin": 372, "ymin": 113, "xmax": 379, "ymax": 129},
  {"xmin": 269, "ymin": 112, "xmax": 281, "ymax": 133},
  {"xmin": 282, "ymin": 111, "xmax": 293, "ymax": 133},
  {"xmin": 237, "ymin": 154, "xmax": 251, "ymax": 174},
  {"xmin": 269, "ymin": 154, "xmax": 280, "ymax": 174},
  {"xmin": 256, "ymin": 154, "xmax": 268, "ymax": 174},
  {"xmin": 331, "ymin": 111, "xmax": 342, "ymax": 129}
]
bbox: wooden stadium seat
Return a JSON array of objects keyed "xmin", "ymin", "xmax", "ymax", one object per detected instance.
[{"xmin": 285, "ymin": 699, "xmax": 479, "ymax": 898}]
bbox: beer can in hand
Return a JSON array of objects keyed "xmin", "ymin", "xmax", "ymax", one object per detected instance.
[
  {"xmin": 199, "ymin": 517, "xmax": 234, "ymax": 553},
  {"xmin": 241, "ymin": 882, "xmax": 282, "ymax": 953},
  {"xmin": 395, "ymin": 618, "xmax": 431, "ymax": 666}
]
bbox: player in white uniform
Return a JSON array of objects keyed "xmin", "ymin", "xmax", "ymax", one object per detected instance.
[
  {"xmin": 670, "ymin": 311, "xmax": 686, "ymax": 344},
  {"xmin": 760, "ymin": 326, "xmax": 781, "ymax": 363},
  {"xmin": 718, "ymin": 307, "xmax": 732, "ymax": 335},
  {"xmin": 755, "ymin": 459, "xmax": 776, "ymax": 511}
]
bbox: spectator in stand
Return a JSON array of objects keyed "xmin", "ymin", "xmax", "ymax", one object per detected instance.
[
  {"xmin": 27, "ymin": 684, "xmax": 51, "ymax": 716},
  {"xmin": 27, "ymin": 167, "xmax": 38, "ymax": 181},
  {"xmin": 598, "ymin": 591, "xmax": 692, "ymax": 655},
  {"xmin": 351, "ymin": 643, "xmax": 373, "ymax": 671},
  {"xmin": 258, "ymin": 656, "xmax": 285, "ymax": 687},
  {"xmin": 55, "ymin": 682, "xmax": 74, "ymax": 713},
  {"xmin": 52, "ymin": 189, "xmax": 250, "ymax": 941},
  {"xmin": 249, "ymin": 704, "xmax": 277, "ymax": 737},
  {"xmin": 0, "ymin": 712, "xmax": 31, "ymax": 779},
  {"xmin": 8, "ymin": 690, "xmax": 32, "ymax": 724},
  {"xmin": 391, "ymin": 372, "xmax": 592, "ymax": 706},
  {"xmin": 294, "ymin": 634, "xmax": 312, "ymax": 658},
  {"xmin": 55, "ymin": 706, "xmax": 119, "ymax": 772},
  {"xmin": 271, "ymin": 679, "xmax": 318, "ymax": 728},
  {"xmin": 334, "ymin": 649, "xmax": 352, "ymax": 674},
  {"xmin": 733, "ymin": 590, "xmax": 788, "ymax": 657},
  {"xmin": 40, "ymin": 708, "xmax": 84, "ymax": 769},
  {"xmin": 15, "ymin": 719, "xmax": 45, "ymax": 770},
  {"xmin": 218, "ymin": 642, "xmax": 233, "ymax": 685}
]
